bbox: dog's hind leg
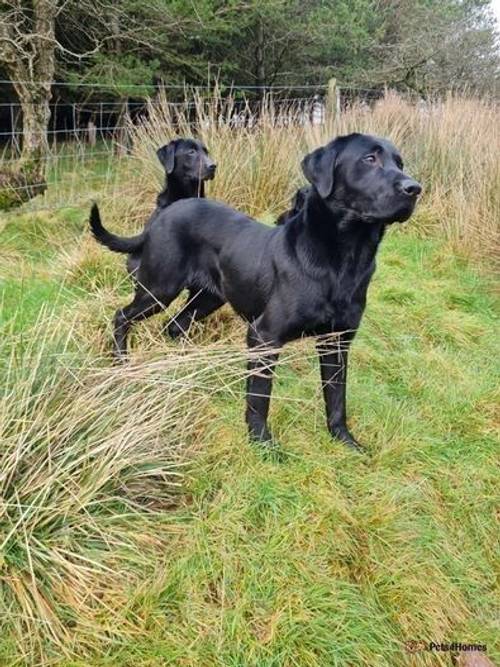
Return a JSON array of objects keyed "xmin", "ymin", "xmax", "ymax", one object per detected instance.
[
  {"xmin": 113, "ymin": 286, "xmax": 180, "ymax": 359},
  {"xmin": 126, "ymin": 253, "xmax": 141, "ymax": 280},
  {"xmin": 166, "ymin": 289, "xmax": 225, "ymax": 339}
]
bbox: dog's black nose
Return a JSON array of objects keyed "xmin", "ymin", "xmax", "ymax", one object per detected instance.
[
  {"xmin": 208, "ymin": 162, "xmax": 217, "ymax": 173},
  {"xmin": 399, "ymin": 179, "xmax": 422, "ymax": 197}
]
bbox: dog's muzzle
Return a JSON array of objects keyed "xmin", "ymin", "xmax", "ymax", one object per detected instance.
[{"xmin": 397, "ymin": 178, "xmax": 422, "ymax": 198}]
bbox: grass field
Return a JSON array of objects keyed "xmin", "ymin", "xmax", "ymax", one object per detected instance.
[{"xmin": 0, "ymin": 94, "xmax": 499, "ymax": 666}]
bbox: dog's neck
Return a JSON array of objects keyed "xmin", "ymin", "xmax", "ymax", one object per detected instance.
[
  {"xmin": 157, "ymin": 175, "xmax": 205, "ymax": 208},
  {"xmin": 290, "ymin": 189, "xmax": 385, "ymax": 269}
]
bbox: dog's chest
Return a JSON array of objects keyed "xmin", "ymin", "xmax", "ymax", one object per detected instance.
[{"xmin": 293, "ymin": 262, "xmax": 374, "ymax": 335}]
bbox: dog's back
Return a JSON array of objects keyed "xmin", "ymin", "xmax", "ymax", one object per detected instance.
[
  {"xmin": 144, "ymin": 198, "xmax": 268, "ymax": 252},
  {"xmin": 137, "ymin": 198, "xmax": 278, "ymax": 320}
]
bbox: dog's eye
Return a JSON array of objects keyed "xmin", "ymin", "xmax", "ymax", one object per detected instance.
[
  {"xmin": 363, "ymin": 155, "xmax": 377, "ymax": 164},
  {"xmin": 188, "ymin": 149, "xmax": 197, "ymax": 156},
  {"xmin": 396, "ymin": 158, "xmax": 404, "ymax": 169}
]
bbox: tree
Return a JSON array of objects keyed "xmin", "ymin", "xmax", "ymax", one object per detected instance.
[
  {"xmin": 0, "ymin": 1, "xmax": 59, "ymax": 207},
  {"xmin": 188, "ymin": 0, "xmax": 382, "ymax": 91},
  {"xmin": 0, "ymin": 0, "xmax": 212, "ymax": 208},
  {"xmin": 0, "ymin": 0, "xmax": 498, "ymax": 212},
  {"xmin": 366, "ymin": 0, "xmax": 500, "ymax": 94}
]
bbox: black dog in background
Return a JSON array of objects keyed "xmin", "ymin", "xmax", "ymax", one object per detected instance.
[
  {"xmin": 126, "ymin": 138, "xmax": 216, "ymax": 277},
  {"xmin": 90, "ymin": 133, "xmax": 421, "ymax": 451},
  {"xmin": 155, "ymin": 138, "xmax": 216, "ymax": 207}
]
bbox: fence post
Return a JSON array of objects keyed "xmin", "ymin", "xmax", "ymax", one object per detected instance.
[
  {"xmin": 87, "ymin": 119, "xmax": 97, "ymax": 147},
  {"xmin": 326, "ymin": 77, "xmax": 339, "ymax": 127}
]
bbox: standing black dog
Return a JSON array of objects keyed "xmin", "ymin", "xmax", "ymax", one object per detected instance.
[
  {"xmin": 126, "ymin": 138, "xmax": 216, "ymax": 277},
  {"xmin": 90, "ymin": 133, "xmax": 421, "ymax": 450}
]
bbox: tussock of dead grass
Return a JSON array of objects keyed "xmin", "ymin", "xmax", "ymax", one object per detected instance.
[
  {"xmin": 0, "ymin": 295, "xmax": 322, "ymax": 663},
  {"xmin": 0, "ymin": 310, "xmax": 295, "ymax": 663}
]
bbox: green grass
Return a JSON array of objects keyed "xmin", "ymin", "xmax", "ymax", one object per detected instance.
[
  {"xmin": 0, "ymin": 200, "xmax": 498, "ymax": 666},
  {"xmin": 1, "ymin": 140, "xmax": 134, "ymax": 216}
]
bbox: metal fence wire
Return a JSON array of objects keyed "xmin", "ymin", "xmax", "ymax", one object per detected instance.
[{"xmin": 0, "ymin": 80, "xmax": 388, "ymax": 213}]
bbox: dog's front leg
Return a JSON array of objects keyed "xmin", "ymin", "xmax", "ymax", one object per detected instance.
[
  {"xmin": 316, "ymin": 333, "xmax": 361, "ymax": 451},
  {"xmin": 246, "ymin": 324, "xmax": 279, "ymax": 443}
]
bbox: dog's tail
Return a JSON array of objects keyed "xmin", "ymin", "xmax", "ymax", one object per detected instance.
[{"xmin": 89, "ymin": 203, "xmax": 145, "ymax": 254}]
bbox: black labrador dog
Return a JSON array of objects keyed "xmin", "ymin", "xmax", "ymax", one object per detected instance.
[
  {"xmin": 126, "ymin": 137, "xmax": 216, "ymax": 277},
  {"xmin": 90, "ymin": 133, "xmax": 421, "ymax": 450}
]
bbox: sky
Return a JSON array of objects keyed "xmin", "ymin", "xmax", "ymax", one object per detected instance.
[{"xmin": 492, "ymin": 0, "xmax": 500, "ymax": 25}]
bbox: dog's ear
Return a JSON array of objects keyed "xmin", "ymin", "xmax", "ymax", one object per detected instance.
[
  {"xmin": 301, "ymin": 142, "xmax": 338, "ymax": 199},
  {"xmin": 157, "ymin": 141, "xmax": 177, "ymax": 174}
]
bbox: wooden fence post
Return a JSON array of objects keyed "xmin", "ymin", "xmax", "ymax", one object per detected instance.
[{"xmin": 326, "ymin": 77, "xmax": 340, "ymax": 127}]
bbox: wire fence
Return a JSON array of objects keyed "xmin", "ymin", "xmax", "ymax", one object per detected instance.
[{"xmin": 0, "ymin": 79, "xmax": 390, "ymax": 214}]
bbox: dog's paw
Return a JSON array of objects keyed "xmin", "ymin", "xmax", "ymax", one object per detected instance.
[
  {"xmin": 166, "ymin": 321, "xmax": 185, "ymax": 340},
  {"xmin": 248, "ymin": 427, "xmax": 288, "ymax": 463},
  {"xmin": 112, "ymin": 350, "xmax": 128, "ymax": 365},
  {"xmin": 251, "ymin": 438, "xmax": 289, "ymax": 463},
  {"xmin": 330, "ymin": 425, "xmax": 364, "ymax": 452}
]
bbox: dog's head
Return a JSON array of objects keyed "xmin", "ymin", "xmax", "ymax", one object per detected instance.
[
  {"xmin": 301, "ymin": 133, "xmax": 421, "ymax": 224},
  {"xmin": 157, "ymin": 138, "xmax": 216, "ymax": 183}
]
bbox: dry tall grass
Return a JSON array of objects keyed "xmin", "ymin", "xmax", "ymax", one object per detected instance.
[
  {"xmin": 0, "ymin": 308, "xmax": 264, "ymax": 662},
  {"xmin": 0, "ymin": 297, "xmax": 309, "ymax": 662},
  {"xmin": 332, "ymin": 93, "xmax": 500, "ymax": 256},
  {"xmin": 126, "ymin": 91, "xmax": 305, "ymax": 220},
  {"xmin": 122, "ymin": 90, "xmax": 499, "ymax": 261}
]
